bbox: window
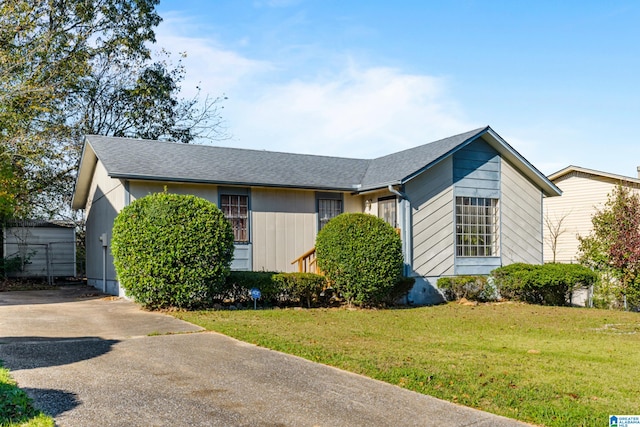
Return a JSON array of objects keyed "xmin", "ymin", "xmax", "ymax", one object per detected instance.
[
  {"xmin": 318, "ymin": 198, "xmax": 342, "ymax": 230},
  {"xmin": 378, "ymin": 197, "xmax": 397, "ymax": 227},
  {"xmin": 221, "ymin": 194, "xmax": 249, "ymax": 242},
  {"xmin": 455, "ymin": 197, "xmax": 499, "ymax": 257}
]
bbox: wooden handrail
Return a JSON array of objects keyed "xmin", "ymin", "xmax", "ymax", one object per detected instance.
[{"xmin": 291, "ymin": 246, "xmax": 322, "ymax": 275}]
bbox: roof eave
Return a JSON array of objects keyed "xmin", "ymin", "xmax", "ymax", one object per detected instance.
[
  {"xmin": 71, "ymin": 138, "xmax": 98, "ymax": 210},
  {"xmin": 483, "ymin": 127, "xmax": 562, "ymax": 197},
  {"xmin": 110, "ymin": 173, "xmax": 359, "ymax": 193}
]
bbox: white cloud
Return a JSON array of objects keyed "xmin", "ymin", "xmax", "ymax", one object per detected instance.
[
  {"xmin": 228, "ymin": 64, "xmax": 475, "ymax": 158},
  {"xmin": 154, "ymin": 15, "xmax": 272, "ymax": 98},
  {"xmin": 154, "ymin": 14, "xmax": 477, "ymax": 159}
]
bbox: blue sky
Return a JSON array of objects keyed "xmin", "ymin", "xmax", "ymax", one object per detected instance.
[{"xmin": 155, "ymin": 0, "xmax": 640, "ymax": 177}]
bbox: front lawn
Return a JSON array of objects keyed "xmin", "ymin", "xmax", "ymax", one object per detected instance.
[
  {"xmin": 174, "ymin": 303, "xmax": 640, "ymax": 427},
  {"xmin": 0, "ymin": 364, "xmax": 54, "ymax": 427}
]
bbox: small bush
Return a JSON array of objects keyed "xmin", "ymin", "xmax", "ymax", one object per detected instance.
[
  {"xmin": 491, "ymin": 263, "xmax": 597, "ymax": 306},
  {"xmin": 381, "ymin": 276, "xmax": 416, "ymax": 305},
  {"xmin": 273, "ymin": 272, "xmax": 326, "ymax": 308},
  {"xmin": 437, "ymin": 276, "xmax": 498, "ymax": 302},
  {"xmin": 316, "ymin": 213, "xmax": 403, "ymax": 306},
  {"xmin": 111, "ymin": 192, "xmax": 234, "ymax": 310},
  {"xmin": 220, "ymin": 271, "xmax": 281, "ymax": 304}
]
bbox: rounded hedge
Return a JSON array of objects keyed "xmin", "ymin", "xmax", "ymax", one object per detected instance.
[
  {"xmin": 315, "ymin": 213, "xmax": 403, "ymax": 306},
  {"xmin": 111, "ymin": 192, "xmax": 234, "ymax": 309}
]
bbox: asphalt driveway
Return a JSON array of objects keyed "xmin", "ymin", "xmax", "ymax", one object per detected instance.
[{"xmin": 0, "ymin": 286, "xmax": 530, "ymax": 426}]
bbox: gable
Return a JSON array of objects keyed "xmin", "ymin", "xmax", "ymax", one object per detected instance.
[{"xmin": 453, "ymin": 138, "xmax": 500, "ymax": 198}]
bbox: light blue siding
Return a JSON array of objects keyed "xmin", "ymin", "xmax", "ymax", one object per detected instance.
[
  {"xmin": 453, "ymin": 138, "xmax": 500, "ymax": 198},
  {"xmin": 407, "ymin": 156, "xmax": 455, "ymax": 278},
  {"xmin": 453, "ymin": 138, "xmax": 501, "ymax": 275},
  {"xmin": 501, "ymin": 158, "xmax": 544, "ymax": 265}
]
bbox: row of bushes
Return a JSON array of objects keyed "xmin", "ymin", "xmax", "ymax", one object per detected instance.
[
  {"xmin": 219, "ymin": 271, "xmax": 328, "ymax": 308},
  {"xmin": 112, "ymin": 193, "xmax": 414, "ymax": 309},
  {"xmin": 438, "ymin": 263, "xmax": 598, "ymax": 306}
]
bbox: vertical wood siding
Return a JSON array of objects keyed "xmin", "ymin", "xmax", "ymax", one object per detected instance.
[
  {"xmin": 408, "ymin": 156, "xmax": 455, "ymax": 277},
  {"xmin": 251, "ymin": 188, "xmax": 317, "ymax": 272},
  {"xmin": 543, "ymin": 173, "xmax": 640, "ymax": 263},
  {"xmin": 501, "ymin": 158, "xmax": 543, "ymax": 265}
]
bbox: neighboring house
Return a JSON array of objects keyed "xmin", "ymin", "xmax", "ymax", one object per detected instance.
[
  {"xmin": 72, "ymin": 126, "xmax": 560, "ymax": 304},
  {"xmin": 2, "ymin": 220, "xmax": 76, "ymax": 280},
  {"xmin": 544, "ymin": 165, "xmax": 640, "ymax": 264}
]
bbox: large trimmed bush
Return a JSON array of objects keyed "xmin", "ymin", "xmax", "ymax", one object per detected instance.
[
  {"xmin": 491, "ymin": 263, "xmax": 597, "ymax": 306},
  {"xmin": 111, "ymin": 192, "xmax": 234, "ymax": 309},
  {"xmin": 316, "ymin": 213, "xmax": 403, "ymax": 306}
]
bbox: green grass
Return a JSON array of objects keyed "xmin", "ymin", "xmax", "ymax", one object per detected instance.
[
  {"xmin": 0, "ymin": 364, "xmax": 54, "ymax": 427},
  {"xmin": 174, "ymin": 303, "xmax": 640, "ymax": 427}
]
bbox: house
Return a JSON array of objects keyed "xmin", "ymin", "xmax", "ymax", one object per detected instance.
[
  {"xmin": 544, "ymin": 165, "xmax": 640, "ymax": 264},
  {"xmin": 2, "ymin": 220, "xmax": 76, "ymax": 281},
  {"xmin": 72, "ymin": 126, "xmax": 560, "ymax": 304}
]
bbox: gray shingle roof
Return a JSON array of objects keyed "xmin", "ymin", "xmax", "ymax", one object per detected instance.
[
  {"xmin": 86, "ymin": 135, "xmax": 370, "ymax": 191},
  {"xmin": 85, "ymin": 127, "xmax": 487, "ymax": 192},
  {"xmin": 361, "ymin": 127, "xmax": 486, "ymax": 190},
  {"xmin": 73, "ymin": 126, "xmax": 560, "ymax": 210}
]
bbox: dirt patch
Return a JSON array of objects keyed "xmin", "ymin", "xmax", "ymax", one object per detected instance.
[{"xmin": 0, "ymin": 278, "xmax": 58, "ymax": 292}]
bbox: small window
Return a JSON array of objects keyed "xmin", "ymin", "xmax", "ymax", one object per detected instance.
[
  {"xmin": 221, "ymin": 194, "xmax": 249, "ymax": 242},
  {"xmin": 378, "ymin": 197, "xmax": 397, "ymax": 228},
  {"xmin": 455, "ymin": 197, "xmax": 499, "ymax": 257},
  {"xmin": 318, "ymin": 198, "xmax": 342, "ymax": 230}
]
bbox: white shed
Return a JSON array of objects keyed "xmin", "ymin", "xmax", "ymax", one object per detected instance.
[{"xmin": 2, "ymin": 220, "xmax": 76, "ymax": 279}]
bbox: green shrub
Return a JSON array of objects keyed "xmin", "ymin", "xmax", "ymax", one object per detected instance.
[
  {"xmin": 273, "ymin": 272, "xmax": 326, "ymax": 308},
  {"xmin": 220, "ymin": 271, "xmax": 281, "ymax": 304},
  {"xmin": 316, "ymin": 213, "xmax": 403, "ymax": 306},
  {"xmin": 437, "ymin": 275, "xmax": 498, "ymax": 302},
  {"xmin": 111, "ymin": 192, "xmax": 234, "ymax": 310},
  {"xmin": 381, "ymin": 276, "xmax": 416, "ymax": 305},
  {"xmin": 0, "ymin": 255, "xmax": 25, "ymax": 275},
  {"xmin": 491, "ymin": 263, "xmax": 597, "ymax": 306}
]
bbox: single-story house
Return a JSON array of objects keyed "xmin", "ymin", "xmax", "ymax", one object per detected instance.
[
  {"xmin": 2, "ymin": 220, "xmax": 76, "ymax": 280},
  {"xmin": 544, "ymin": 165, "xmax": 640, "ymax": 264},
  {"xmin": 72, "ymin": 126, "xmax": 561, "ymax": 304}
]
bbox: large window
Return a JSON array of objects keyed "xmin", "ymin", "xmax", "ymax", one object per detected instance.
[
  {"xmin": 221, "ymin": 194, "xmax": 249, "ymax": 242},
  {"xmin": 455, "ymin": 197, "xmax": 499, "ymax": 257},
  {"xmin": 378, "ymin": 196, "xmax": 397, "ymax": 228},
  {"xmin": 318, "ymin": 198, "xmax": 343, "ymax": 230}
]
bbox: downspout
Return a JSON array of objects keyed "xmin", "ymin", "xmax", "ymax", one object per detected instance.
[{"xmin": 388, "ymin": 185, "xmax": 412, "ymax": 277}]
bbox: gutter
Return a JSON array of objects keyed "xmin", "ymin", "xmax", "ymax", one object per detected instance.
[{"xmin": 388, "ymin": 185, "xmax": 413, "ymax": 277}]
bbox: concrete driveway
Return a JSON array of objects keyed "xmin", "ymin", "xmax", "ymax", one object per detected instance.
[{"xmin": 0, "ymin": 286, "xmax": 530, "ymax": 426}]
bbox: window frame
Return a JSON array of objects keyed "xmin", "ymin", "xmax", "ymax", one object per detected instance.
[
  {"xmin": 455, "ymin": 196, "xmax": 499, "ymax": 257},
  {"xmin": 377, "ymin": 196, "xmax": 397, "ymax": 228},
  {"xmin": 316, "ymin": 192, "xmax": 343, "ymax": 231},
  {"xmin": 220, "ymin": 192, "xmax": 250, "ymax": 243}
]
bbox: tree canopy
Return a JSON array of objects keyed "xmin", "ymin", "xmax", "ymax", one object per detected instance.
[
  {"xmin": 579, "ymin": 185, "xmax": 640, "ymax": 309},
  {"xmin": 0, "ymin": 0, "xmax": 225, "ymax": 221}
]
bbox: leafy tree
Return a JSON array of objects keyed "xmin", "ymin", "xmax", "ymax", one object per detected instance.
[
  {"xmin": 0, "ymin": 0, "xmax": 225, "ymax": 220},
  {"xmin": 579, "ymin": 185, "xmax": 640, "ymax": 309}
]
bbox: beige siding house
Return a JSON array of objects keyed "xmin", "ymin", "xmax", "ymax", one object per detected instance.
[
  {"xmin": 72, "ymin": 126, "xmax": 560, "ymax": 304},
  {"xmin": 544, "ymin": 166, "xmax": 640, "ymax": 264}
]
